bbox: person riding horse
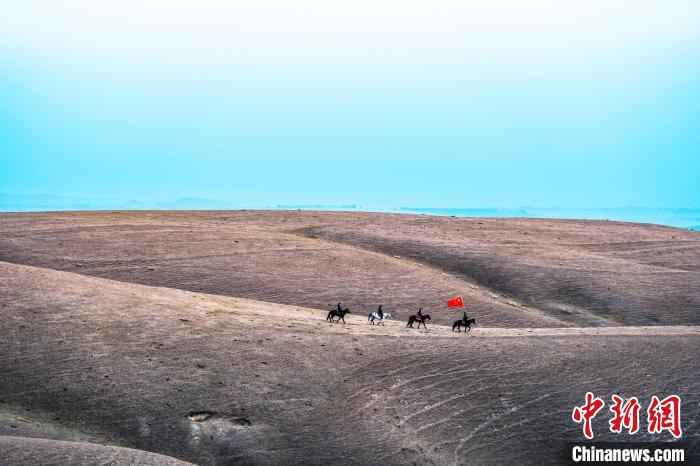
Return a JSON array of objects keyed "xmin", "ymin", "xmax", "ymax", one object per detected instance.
[
  {"xmin": 462, "ymin": 311, "xmax": 471, "ymax": 323},
  {"xmin": 416, "ymin": 308, "xmax": 424, "ymax": 322},
  {"xmin": 368, "ymin": 305, "xmax": 390, "ymax": 325}
]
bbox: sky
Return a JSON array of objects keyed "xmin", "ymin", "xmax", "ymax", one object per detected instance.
[{"xmin": 1, "ymin": 0, "xmax": 699, "ymax": 208}]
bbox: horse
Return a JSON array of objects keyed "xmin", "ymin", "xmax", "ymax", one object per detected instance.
[
  {"xmin": 407, "ymin": 314, "xmax": 431, "ymax": 329},
  {"xmin": 453, "ymin": 317, "xmax": 476, "ymax": 332},
  {"xmin": 327, "ymin": 307, "xmax": 351, "ymax": 324},
  {"xmin": 368, "ymin": 311, "xmax": 391, "ymax": 325}
]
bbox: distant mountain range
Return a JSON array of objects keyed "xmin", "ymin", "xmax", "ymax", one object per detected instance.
[
  {"xmin": 0, "ymin": 194, "xmax": 235, "ymax": 211},
  {"xmin": 165, "ymin": 197, "xmax": 235, "ymax": 209},
  {"xmin": 277, "ymin": 204, "xmax": 358, "ymax": 209}
]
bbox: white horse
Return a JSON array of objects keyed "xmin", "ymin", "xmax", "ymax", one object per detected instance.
[{"xmin": 367, "ymin": 311, "xmax": 391, "ymax": 325}]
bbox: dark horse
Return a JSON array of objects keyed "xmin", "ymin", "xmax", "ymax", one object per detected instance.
[
  {"xmin": 453, "ymin": 317, "xmax": 476, "ymax": 332},
  {"xmin": 407, "ymin": 314, "xmax": 431, "ymax": 329},
  {"xmin": 327, "ymin": 308, "xmax": 351, "ymax": 324}
]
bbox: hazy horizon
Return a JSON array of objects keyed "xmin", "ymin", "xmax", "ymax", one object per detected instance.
[
  {"xmin": 3, "ymin": 191, "xmax": 700, "ymax": 209},
  {"xmin": 1, "ymin": 192, "xmax": 699, "ymax": 229}
]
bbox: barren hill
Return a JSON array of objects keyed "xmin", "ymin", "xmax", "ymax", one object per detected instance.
[
  {"xmin": 0, "ymin": 260, "xmax": 698, "ymax": 464},
  {"xmin": 0, "ymin": 211, "xmax": 698, "ymax": 464},
  {"xmin": 1, "ymin": 211, "xmax": 698, "ymax": 327}
]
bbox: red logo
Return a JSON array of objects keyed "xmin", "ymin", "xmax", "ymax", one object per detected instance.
[
  {"xmin": 571, "ymin": 393, "xmax": 682, "ymax": 439},
  {"xmin": 647, "ymin": 395, "xmax": 682, "ymax": 438},
  {"xmin": 572, "ymin": 392, "xmax": 605, "ymax": 439},
  {"xmin": 609, "ymin": 395, "xmax": 641, "ymax": 434}
]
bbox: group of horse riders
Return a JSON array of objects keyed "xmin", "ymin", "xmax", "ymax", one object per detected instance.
[{"xmin": 329, "ymin": 302, "xmax": 474, "ymax": 330}]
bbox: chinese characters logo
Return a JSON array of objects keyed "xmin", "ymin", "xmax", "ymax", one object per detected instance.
[{"xmin": 572, "ymin": 392, "xmax": 681, "ymax": 439}]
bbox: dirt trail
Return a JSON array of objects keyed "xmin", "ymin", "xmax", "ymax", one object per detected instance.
[
  {"xmin": 201, "ymin": 292, "xmax": 700, "ymax": 338},
  {"xmin": 5, "ymin": 260, "xmax": 694, "ymax": 340}
]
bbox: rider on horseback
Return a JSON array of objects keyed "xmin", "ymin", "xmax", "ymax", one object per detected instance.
[
  {"xmin": 416, "ymin": 308, "xmax": 424, "ymax": 322},
  {"xmin": 462, "ymin": 311, "xmax": 471, "ymax": 323},
  {"xmin": 377, "ymin": 305, "xmax": 384, "ymax": 319}
]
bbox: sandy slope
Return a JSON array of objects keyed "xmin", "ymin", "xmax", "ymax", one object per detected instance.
[
  {"xmin": 1, "ymin": 261, "xmax": 698, "ymax": 465},
  {"xmin": 0, "ymin": 437, "xmax": 192, "ymax": 466}
]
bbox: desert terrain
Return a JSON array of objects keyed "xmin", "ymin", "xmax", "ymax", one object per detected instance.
[{"xmin": 0, "ymin": 211, "xmax": 698, "ymax": 465}]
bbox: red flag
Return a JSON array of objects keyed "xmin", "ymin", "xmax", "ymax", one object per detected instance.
[{"xmin": 447, "ymin": 296, "xmax": 464, "ymax": 307}]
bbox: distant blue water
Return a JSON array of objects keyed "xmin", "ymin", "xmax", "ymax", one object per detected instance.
[
  {"xmin": 275, "ymin": 205, "xmax": 700, "ymax": 229},
  {"xmin": 395, "ymin": 207, "xmax": 700, "ymax": 230}
]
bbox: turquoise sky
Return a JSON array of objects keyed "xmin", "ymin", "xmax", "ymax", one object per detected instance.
[{"xmin": 1, "ymin": 1, "xmax": 699, "ymax": 208}]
